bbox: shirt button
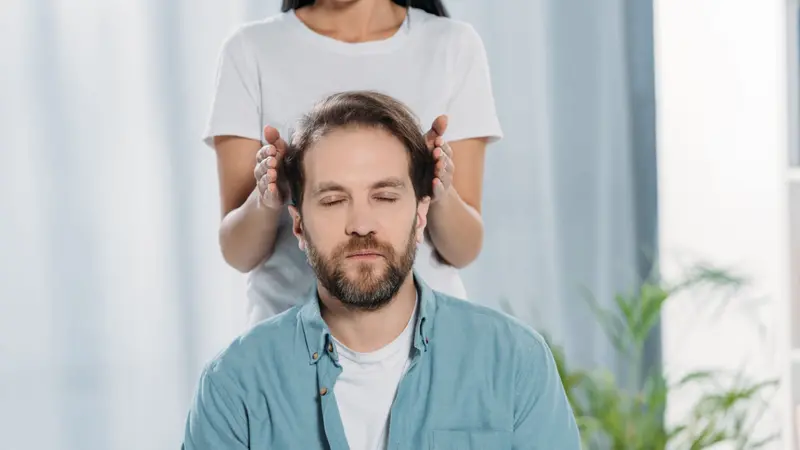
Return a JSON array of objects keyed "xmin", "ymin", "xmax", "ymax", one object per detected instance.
[
  {"xmin": 312, "ymin": 352, "xmax": 319, "ymax": 360},
  {"xmin": 327, "ymin": 343, "xmax": 334, "ymax": 352},
  {"xmin": 320, "ymin": 387, "xmax": 328, "ymax": 396}
]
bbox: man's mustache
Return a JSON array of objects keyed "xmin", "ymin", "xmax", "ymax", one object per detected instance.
[{"xmin": 335, "ymin": 235, "xmax": 394, "ymax": 258}]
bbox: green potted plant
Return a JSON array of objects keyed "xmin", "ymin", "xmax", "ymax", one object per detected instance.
[{"xmin": 506, "ymin": 264, "xmax": 780, "ymax": 449}]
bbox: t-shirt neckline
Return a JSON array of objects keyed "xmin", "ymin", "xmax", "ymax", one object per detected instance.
[
  {"xmin": 333, "ymin": 296, "xmax": 418, "ymax": 364},
  {"xmin": 285, "ymin": 8, "xmax": 418, "ymax": 56}
]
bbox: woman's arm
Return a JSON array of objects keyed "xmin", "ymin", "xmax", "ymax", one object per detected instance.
[
  {"xmin": 425, "ymin": 137, "xmax": 487, "ymax": 268},
  {"xmin": 424, "ymin": 23, "xmax": 500, "ymax": 268},
  {"xmin": 215, "ymin": 135, "xmax": 283, "ymax": 273}
]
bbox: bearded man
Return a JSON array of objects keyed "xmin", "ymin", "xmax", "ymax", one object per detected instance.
[{"xmin": 182, "ymin": 91, "xmax": 581, "ymax": 450}]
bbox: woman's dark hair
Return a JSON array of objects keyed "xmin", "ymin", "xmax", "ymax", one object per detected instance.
[
  {"xmin": 280, "ymin": 91, "xmax": 435, "ymax": 209},
  {"xmin": 281, "ymin": 0, "xmax": 448, "ymax": 17}
]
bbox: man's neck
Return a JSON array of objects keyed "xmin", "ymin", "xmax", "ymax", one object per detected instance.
[
  {"xmin": 319, "ymin": 275, "xmax": 418, "ymax": 353},
  {"xmin": 296, "ymin": 0, "xmax": 407, "ymax": 43}
]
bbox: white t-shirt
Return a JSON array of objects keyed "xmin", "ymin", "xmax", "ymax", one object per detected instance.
[
  {"xmin": 204, "ymin": 8, "xmax": 503, "ymax": 325},
  {"xmin": 332, "ymin": 302, "xmax": 417, "ymax": 450}
]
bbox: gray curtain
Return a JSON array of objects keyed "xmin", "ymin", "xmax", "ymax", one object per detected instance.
[{"xmin": 453, "ymin": 0, "xmax": 659, "ymax": 378}]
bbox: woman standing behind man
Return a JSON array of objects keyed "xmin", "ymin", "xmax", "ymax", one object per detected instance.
[{"xmin": 205, "ymin": 0, "xmax": 503, "ymax": 325}]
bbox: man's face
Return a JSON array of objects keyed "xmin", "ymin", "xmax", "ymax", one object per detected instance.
[{"xmin": 289, "ymin": 126, "xmax": 430, "ymax": 310}]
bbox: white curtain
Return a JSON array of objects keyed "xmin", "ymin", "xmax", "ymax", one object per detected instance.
[
  {"xmin": 1, "ymin": 1, "xmax": 254, "ymax": 448},
  {"xmin": 0, "ymin": 0, "xmax": 656, "ymax": 449}
]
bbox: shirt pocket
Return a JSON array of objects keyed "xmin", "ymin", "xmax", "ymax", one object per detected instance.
[{"xmin": 429, "ymin": 429, "xmax": 512, "ymax": 450}]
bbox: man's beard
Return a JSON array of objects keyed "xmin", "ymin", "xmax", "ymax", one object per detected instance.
[{"xmin": 305, "ymin": 221, "xmax": 417, "ymax": 311}]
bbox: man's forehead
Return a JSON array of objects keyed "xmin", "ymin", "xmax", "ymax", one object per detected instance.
[{"xmin": 304, "ymin": 128, "xmax": 411, "ymax": 180}]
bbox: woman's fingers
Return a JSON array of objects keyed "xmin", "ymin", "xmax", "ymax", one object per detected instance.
[{"xmin": 266, "ymin": 168, "xmax": 277, "ymax": 183}]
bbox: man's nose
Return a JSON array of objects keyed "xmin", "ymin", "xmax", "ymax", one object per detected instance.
[{"xmin": 344, "ymin": 200, "xmax": 379, "ymax": 237}]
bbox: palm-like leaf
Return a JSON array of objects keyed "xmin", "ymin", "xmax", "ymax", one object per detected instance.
[{"xmin": 545, "ymin": 263, "xmax": 780, "ymax": 450}]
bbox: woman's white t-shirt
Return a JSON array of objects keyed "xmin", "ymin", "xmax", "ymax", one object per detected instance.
[{"xmin": 204, "ymin": 8, "xmax": 503, "ymax": 325}]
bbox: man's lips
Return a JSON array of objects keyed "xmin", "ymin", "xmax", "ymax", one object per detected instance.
[{"xmin": 345, "ymin": 250, "xmax": 385, "ymax": 259}]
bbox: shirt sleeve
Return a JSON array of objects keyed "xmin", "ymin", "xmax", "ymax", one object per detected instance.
[
  {"xmin": 443, "ymin": 25, "xmax": 503, "ymax": 144},
  {"xmin": 182, "ymin": 368, "xmax": 249, "ymax": 450},
  {"xmin": 202, "ymin": 28, "xmax": 263, "ymax": 149},
  {"xmin": 513, "ymin": 331, "xmax": 582, "ymax": 449}
]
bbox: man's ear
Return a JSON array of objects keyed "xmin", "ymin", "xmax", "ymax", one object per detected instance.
[
  {"xmin": 288, "ymin": 205, "xmax": 306, "ymax": 251},
  {"xmin": 415, "ymin": 196, "xmax": 431, "ymax": 244}
]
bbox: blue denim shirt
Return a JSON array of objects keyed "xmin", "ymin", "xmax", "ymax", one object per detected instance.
[{"xmin": 182, "ymin": 278, "xmax": 581, "ymax": 450}]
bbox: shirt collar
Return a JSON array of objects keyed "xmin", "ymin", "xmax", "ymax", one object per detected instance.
[{"xmin": 298, "ymin": 271, "xmax": 435, "ymax": 365}]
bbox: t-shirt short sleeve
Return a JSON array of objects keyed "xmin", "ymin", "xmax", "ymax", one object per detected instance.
[
  {"xmin": 444, "ymin": 25, "xmax": 503, "ymax": 144},
  {"xmin": 202, "ymin": 29, "xmax": 263, "ymax": 149}
]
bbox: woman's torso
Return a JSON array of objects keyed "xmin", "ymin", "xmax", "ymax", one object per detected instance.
[{"xmin": 220, "ymin": 9, "xmax": 485, "ymax": 324}]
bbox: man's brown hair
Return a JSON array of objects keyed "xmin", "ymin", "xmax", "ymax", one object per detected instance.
[{"xmin": 280, "ymin": 91, "xmax": 435, "ymax": 209}]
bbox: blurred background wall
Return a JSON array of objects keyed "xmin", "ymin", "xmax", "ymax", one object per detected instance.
[{"xmin": 656, "ymin": 0, "xmax": 792, "ymax": 445}]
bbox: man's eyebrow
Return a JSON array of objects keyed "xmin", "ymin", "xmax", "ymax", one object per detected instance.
[
  {"xmin": 311, "ymin": 178, "xmax": 406, "ymax": 197},
  {"xmin": 372, "ymin": 177, "xmax": 406, "ymax": 190},
  {"xmin": 311, "ymin": 182, "xmax": 347, "ymax": 197}
]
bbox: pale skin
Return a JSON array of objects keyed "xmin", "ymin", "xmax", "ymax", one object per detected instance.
[
  {"xmin": 288, "ymin": 127, "xmax": 429, "ymax": 352},
  {"xmin": 214, "ymin": 0, "xmax": 486, "ymax": 273}
]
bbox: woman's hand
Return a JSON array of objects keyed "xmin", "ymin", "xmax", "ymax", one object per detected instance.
[
  {"xmin": 254, "ymin": 126, "xmax": 287, "ymax": 210},
  {"xmin": 425, "ymin": 115, "xmax": 455, "ymax": 202}
]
